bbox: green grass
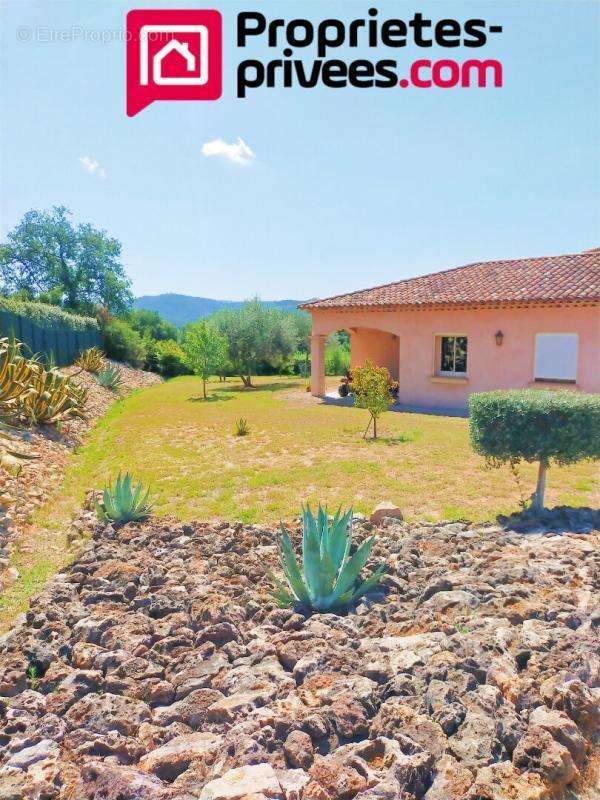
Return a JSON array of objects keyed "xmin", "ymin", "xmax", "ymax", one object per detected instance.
[
  {"xmin": 2, "ymin": 374, "xmax": 597, "ymax": 632},
  {"xmin": 37, "ymin": 375, "xmax": 598, "ymax": 530},
  {"xmin": 0, "ymin": 545, "xmax": 60, "ymax": 626}
]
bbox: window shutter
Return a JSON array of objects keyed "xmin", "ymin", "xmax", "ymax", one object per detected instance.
[{"xmin": 534, "ymin": 333, "xmax": 578, "ymax": 381}]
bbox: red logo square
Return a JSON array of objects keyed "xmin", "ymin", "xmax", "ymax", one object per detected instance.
[{"xmin": 127, "ymin": 9, "xmax": 222, "ymax": 117}]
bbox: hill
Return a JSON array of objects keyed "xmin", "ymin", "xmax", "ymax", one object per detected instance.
[{"xmin": 134, "ymin": 294, "xmax": 307, "ymax": 326}]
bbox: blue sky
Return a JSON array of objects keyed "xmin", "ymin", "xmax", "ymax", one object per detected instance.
[{"xmin": 1, "ymin": 1, "xmax": 598, "ymax": 300}]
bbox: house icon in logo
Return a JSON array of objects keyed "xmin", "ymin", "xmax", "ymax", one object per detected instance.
[
  {"xmin": 153, "ymin": 40, "xmax": 195, "ymax": 85},
  {"xmin": 139, "ymin": 25, "xmax": 209, "ymax": 86}
]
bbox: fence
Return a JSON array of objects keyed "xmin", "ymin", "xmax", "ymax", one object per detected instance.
[{"xmin": 0, "ymin": 309, "xmax": 101, "ymax": 365}]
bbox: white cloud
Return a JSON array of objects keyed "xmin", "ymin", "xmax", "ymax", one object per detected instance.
[
  {"xmin": 78, "ymin": 155, "xmax": 107, "ymax": 180},
  {"xmin": 201, "ymin": 137, "xmax": 255, "ymax": 166}
]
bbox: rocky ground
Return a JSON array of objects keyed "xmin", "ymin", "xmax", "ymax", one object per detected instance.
[
  {"xmin": 0, "ymin": 508, "xmax": 598, "ymax": 800},
  {"xmin": 0, "ymin": 362, "xmax": 161, "ymax": 590}
]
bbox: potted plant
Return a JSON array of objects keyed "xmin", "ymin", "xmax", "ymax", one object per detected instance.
[{"xmin": 338, "ymin": 368, "xmax": 353, "ymax": 397}]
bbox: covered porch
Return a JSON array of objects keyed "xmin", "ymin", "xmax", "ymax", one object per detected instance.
[{"xmin": 310, "ymin": 326, "xmax": 399, "ymax": 398}]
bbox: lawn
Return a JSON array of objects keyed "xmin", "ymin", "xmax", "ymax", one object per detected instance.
[
  {"xmin": 39, "ymin": 375, "xmax": 599, "ymax": 528},
  {"xmin": 1, "ymin": 374, "xmax": 597, "ymax": 629}
]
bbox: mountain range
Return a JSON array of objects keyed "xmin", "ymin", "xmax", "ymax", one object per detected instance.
[{"xmin": 134, "ymin": 294, "xmax": 307, "ymax": 327}]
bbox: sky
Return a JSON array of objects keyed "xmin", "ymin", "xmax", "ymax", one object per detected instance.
[{"xmin": 0, "ymin": 1, "xmax": 598, "ymax": 301}]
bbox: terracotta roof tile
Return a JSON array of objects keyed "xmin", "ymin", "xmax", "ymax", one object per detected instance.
[{"xmin": 300, "ymin": 250, "xmax": 600, "ymax": 311}]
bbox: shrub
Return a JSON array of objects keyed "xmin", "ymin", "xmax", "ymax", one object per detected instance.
[
  {"xmin": 154, "ymin": 339, "xmax": 188, "ymax": 377},
  {"xmin": 469, "ymin": 389, "xmax": 600, "ymax": 510},
  {"xmin": 75, "ymin": 347, "xmax": 106, "ymax": 374},
  {"xmin": 270, "ymin": 505, "xmax": 387, "ymax": 612},
  {"xmin": 350, "ymin": 360, "xmax": 393, "ymax": 439},
  {"xmin": 95, "ymin": 472, "xmax": 152, "ymax": 525},
  {"xmin": 234, "ymin": 417, "xmax": 250, "ymax": 436},
  {"xmin": 102, "ymin": 319, "xmax": 146, "ymax": 368},
  {"xmin": 97, "ymin": 364, "xmax": 123, "ymax": 392},
  {"xmin": 0, "ymin": 296, "xmax": 98, "ymax": 331}
]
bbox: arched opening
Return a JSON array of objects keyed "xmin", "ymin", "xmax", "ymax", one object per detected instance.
[
  {"xmin": 349, "ymin": 327, "xmax": 399, "ymax": 380},
  {"xmin": 310, "ymin": 325, "xmax": 399, "ymax": 398}
]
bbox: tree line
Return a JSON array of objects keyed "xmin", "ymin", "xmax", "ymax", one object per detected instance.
[{"xmin": 0, "ymin": 206, "xmax": 349, "ymax": 387}]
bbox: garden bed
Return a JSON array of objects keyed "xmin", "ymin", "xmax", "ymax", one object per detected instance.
[
  {"xmin": 0, "ymin": 511, "xmax": 598, "ymax": 799},
  {"xmin": 0, "ymin": 362, "xmax": 161, "ymax": 595}
]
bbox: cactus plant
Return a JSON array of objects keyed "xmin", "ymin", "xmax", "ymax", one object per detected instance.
[
  {"xmin": 0, "ymin": 338, "xmax": 35, "ymax": 415},
  {"xmin": 1, "ymin": 338, "xmax": 86, "ymax": 425},
  {"xmin": 21, "ymin": 366, "xmax": 87, "ymax": 424},
  {"xmin": 75, "ymin": 347, "xmax": 106, "ymax": 374},
  {"xmin": 97, "ymin": 364, "xmax": 123, "ymax": 391},
  {"xmin": 95, "ymin": 472, "xmax": 152, "ymax": 525},
  {"xmin": 270, "ymin": 505, "xmax": 387, "ymax": 612}
]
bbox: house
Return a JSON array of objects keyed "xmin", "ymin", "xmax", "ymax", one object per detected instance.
[{"xmin": 300, "ymin": 248, "xmax": 600, "ymax": 410}]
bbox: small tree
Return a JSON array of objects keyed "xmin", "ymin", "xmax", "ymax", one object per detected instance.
[
  {"xmin": 182, "ymin": 321, "xmax": 228, "ymax": 398},
  {"xmin": 469, "ymin": 390, "xmax": 600, "ymax": 510},
  {"xmin": 350, "ymin": 360, "xmax": 393, "ymax": 439}
]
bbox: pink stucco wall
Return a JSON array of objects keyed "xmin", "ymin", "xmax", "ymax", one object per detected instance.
[
  {"xmin": 350, "ymin": 329, "xmax": 399, "ymax": 379},
  {"xmin": 310, "ymin": 305, "xmax": 600, "ymax": 409}
]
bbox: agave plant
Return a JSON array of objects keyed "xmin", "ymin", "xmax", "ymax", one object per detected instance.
[
  {"xmin": 75, "ymin": 347, "xmax": 106, "ymax": 374},
  {"xmin": 95, "ymin": 472, "xmax": 152, "ymax": 525},
  {"xmin": 270, "ymin": 505, "xmax": 387, "ymax": 612},
  {"xmin": 97, "ymin": 364, "xmax": 123, "ymax": 391},
  {"xmin": 0, "ymin": 338, "xmax": 35, "ymax": 416},
  {"xmin": 234, "ymin": 417, "xmax": 250, "ymax": 436},
  {"xmin": 21, "ymin": 366, "xmax": 87, "ymax": 424}
]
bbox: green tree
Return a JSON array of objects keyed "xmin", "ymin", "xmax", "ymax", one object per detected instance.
[
  {"xmin": 350, "ymin": 360, "xmax": 393, "ymax": 439},
  {"xmin": 127, "ymin": 309, "xmax": 178, "ymax": 342},
  {"xmin": 0, "ymin": 206, "xmax": 132, "ymax": 313},
  {"xmin": 213, "ymin": 299, "xmax": 297, "ymax": 387},
  {"xmin": 182, "ymin": 320, "xmax": 228, "ymax": 398},
  {"xmin": 469, "ymin": 390, "xmax": 600, "ymax": 510}
]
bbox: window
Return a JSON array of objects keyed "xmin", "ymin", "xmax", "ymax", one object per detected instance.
[
  {"xmin": 437, "ymin": 335, "xmax": 468, "ymax": 374},
  {"xmin": 534, "ymin": 333, "xmax": 578, "ymax": 382}
]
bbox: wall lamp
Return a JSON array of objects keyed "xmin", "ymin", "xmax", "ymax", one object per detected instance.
[{"xmin": 495, "ymin": 330, "xmax": 504, "ymax": 346}]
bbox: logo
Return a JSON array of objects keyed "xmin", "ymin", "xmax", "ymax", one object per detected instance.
[{"xmin": 127, "ymin": 10, "xmax": 222, "ymax": 117}]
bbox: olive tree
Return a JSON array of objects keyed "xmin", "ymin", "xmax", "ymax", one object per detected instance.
[
  {"xmin": 212, "ymin": 299, "xmax": 297, "ymax": 387},
  {"xmin": 350, "ymin": 360, "xmax": 393, "ymax": 439},
  {"xmin": 469, "ymin": 390, "xmax": 600, "ymax": 510}
]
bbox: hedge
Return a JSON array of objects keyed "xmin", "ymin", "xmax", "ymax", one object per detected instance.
[
  {"xmin": 0, "ymin": 297, "xmax": 98, "ymax": 331},
  {"xmin": 0, "ymin": 297, "xmax": 100, "ymax": 365}
]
